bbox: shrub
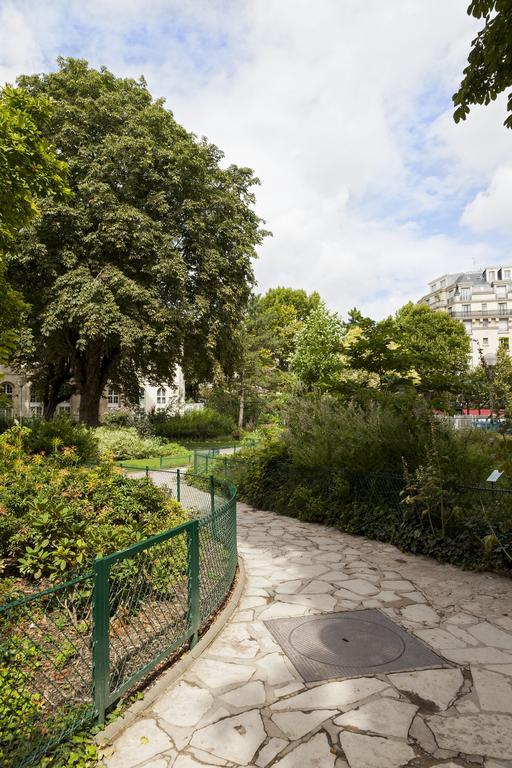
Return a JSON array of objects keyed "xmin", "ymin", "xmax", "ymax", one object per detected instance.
[
  {"xmin": 0, "ymin": 427, "xmax": 187, "ymax": 582},
  {"xmin": 25, "ymin": 417, "xmax": 98, "ymax": 464},
  {"xmin": 232, "ymin": 394, "xmax": 512, "ymax": 573},
  {"xmin": 151, "ymin": 408, "xmax": 235, "ymax": 440},
  {"xmin": 94, "ymin": 426, "xmax": 185, "ymax": 460}
]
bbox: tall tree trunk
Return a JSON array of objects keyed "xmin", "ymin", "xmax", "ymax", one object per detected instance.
[
  {"xmin": 78, "ymin": 382, "xmax": 103, "ymax": 426},
  {"xmin": 75, "ymin": 345, "xmax": 115, "ymax": 426},
  {"xmin": 238, "ymin": 371, "xmax": 245, "ymax": 430}
]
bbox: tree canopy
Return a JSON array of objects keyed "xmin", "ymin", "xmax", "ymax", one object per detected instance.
[
  {"xmin": 0, "ymin": 85, "xmax": 67, "ymax": 366},
  {"xmin": 453, "ymin": 0, "xmax": 512, "ymax": 128},
  {"xmin": 291, "ymin": 302, "xmax": 470, "ymax": 401},
  {"xmin": 206, "ymin": 287, "xmax": 320, "ymax": 427},
  {"xmin": 7, "ymin": 58, "xmax": 267, "ymax": 424}
]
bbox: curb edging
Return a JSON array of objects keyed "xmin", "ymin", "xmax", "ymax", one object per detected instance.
[{"xmin": 96, "ymin": 554, "xmax": 246, "ymax": 747}]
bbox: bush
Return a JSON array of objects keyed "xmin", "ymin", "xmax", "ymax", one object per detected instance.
[
  {"xmin": 23, "ymin": 417, "xmax": 98, "ymax": 463},
  {"xmin": 232, "ymin": 394, "xmax": 512, "ymax": 573},
  {"xmin": 151, "ymin": 408, "xmax": 235, "ymax": 440},
  {"xmin": 94, "ymin": 426, "xmax": 186, "ymax": 460},
  {"xmin": 0, "ymin": 426, "xmax": 187, "ymax": 583}
]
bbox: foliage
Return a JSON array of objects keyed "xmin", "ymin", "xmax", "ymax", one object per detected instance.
[
  {"xmin": 233, "ymin": 393, "xmax": 512, "ymax": 572},
  {"xmin": 25, "ymin": 417, "xmax": 98, "ymax": 463},
  {"xmin": 204, "ymin": 287, "xmax": 320, "ymax": 427},
  {"xmin": 0, "ymin": 85, "xmax": 67, "ymax": 366},
  {"xmin": 95, "ymin": 426, "xmax": 185, "ymax": 460},
  {"xmin": 8, "ymin": 58, "xmax": 267, "ymax": 424},
  {"xmin": 394, "ymin": 303, "xmax": 470, "ymax": 394},
  {"xmin": 0, "ymin": 426, "xmax": 186, "ymax": 581},
  {"xmin": 291, "ymin": 302, "xmax": 470, "ymax": 402},
  {"xmin": 290, "ymin": 302, "xmax": 345, "ymax": 393},
  {"xmin": 453, "ymin": 0, "xmax": 512, "ymax": 128},
  {"xmin": 151, "ymin": 408, "xmax": 235, "ymax": 440}
]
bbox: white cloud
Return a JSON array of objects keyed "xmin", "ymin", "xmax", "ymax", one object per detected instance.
[
  {"xmin": 461, "ymin": 165, "xmax": 512, "ymax": 235},
  {"xmin": 0, "ymin": 0, "xmax": 510, "ymax": 318}
]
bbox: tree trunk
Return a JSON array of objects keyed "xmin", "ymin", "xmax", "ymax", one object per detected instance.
[
  {"xmin": 75, "ymin": 345, "xmax": 117, "ymax": 426},
  {"xmin": 238, "ymin": 371, "xmax": 245, "ymax": 430},
  {"xmin": 78, "ymin": 380, "xmax": 104, "ymax": 426}
]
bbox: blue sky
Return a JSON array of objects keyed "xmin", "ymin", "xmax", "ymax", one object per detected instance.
[{"xmin": 1, "ymin": 0, "xmax": 511, "ymax": 318}]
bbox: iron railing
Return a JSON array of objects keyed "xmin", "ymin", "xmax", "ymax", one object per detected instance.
[{"xmin": 0, "ymin": 470, "xmax": 237, "ymax": 768}]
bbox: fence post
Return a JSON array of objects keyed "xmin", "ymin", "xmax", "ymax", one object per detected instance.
[
  {"xmin": 224, "ymin": 456, "xmax": 228, "ymax": 480},
  {"xmin": 194, "ymin": 449, "xmax": 197, "ymax": 474},
  {"xmin": 187, "ymin": 520, "xmax": 200, "ymax": 647},
  {"xmin": 210, "ymin": 475, "xmax": 215, "ymax": 514},
  {"xmin": 176, "ymin": 468, "xmax": 181, "ymax": 502},
  {"xmin": 92, "ymin": 557, "xmax": 110, "ymax": 724},
  {"xmin": 205, "ymin": 454, "xmax": 209, "ymax": 475},
  {"xmin": 145, "ymin": 465, "xmax": 149, "ymax": 478}
]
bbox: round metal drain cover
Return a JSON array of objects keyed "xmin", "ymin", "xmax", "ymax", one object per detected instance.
[{"xmin": 289, "ymin": 615, "xmax": 406, "ymax": 668}]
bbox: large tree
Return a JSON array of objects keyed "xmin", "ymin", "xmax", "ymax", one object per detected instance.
[
  {"xmin": 290, "ymin": 302, "xmax": 346, "ymax": 393},
  {"xmin": 453, "ymin": 0, "xmax": 512, "ymax": 128},
  {"xmin": 206, "ymin": 287, "xmax": 320, "ymax": 427},
  {"xmin": 0, "ymin": 85, "xmax": 67, "ymax": 366},
  {"xmin": 7, "ymin": 58, "xmax": 266, "ymax": 425}
]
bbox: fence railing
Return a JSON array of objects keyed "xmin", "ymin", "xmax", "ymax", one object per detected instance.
[{"xmin": 0, "ymin": 470, "xmax": 237, "ymax": 768}]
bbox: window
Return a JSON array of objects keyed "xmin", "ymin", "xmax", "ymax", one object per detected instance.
[
  {"xmin": 504, "ymin": 270, "xmax": 511, "ymax": 280},
  {"xmin": 499, "ymin": 337, "xmax": 510, "ymax": 350},
  {"xmin": 483, "ymin": 319, "xmax": 489, "ymax": 327},
  {"xmin": 107, "ymin": 388, "xmax": 119, "ymax": 407},
  {"xmin": 488, "ymin": 270, "xmax": 496, "ymax": 282},
  {"xmin": 30, "ymin": 406, "xmax": 43, "ymax": 417},
  {"xmin": 1, "ymin": 382, "xmax": 13, "ymax": 400},
  {"xmin": 156, "ymin": 387, "xmax": 166, "ymax": 406},
  {"xmin": 499, "ymin": 319, "xmax": 508, "ymax": 332},
  {"xmin": 496, "ymin": 285, "xmax": 507, "ymax": 298},
  {"xmin": 499, "ymin": 302, "xmax": 508, "ymax": 314},
  {"xmin": 440, "ymin": 279, "xmax": 446, "ymax": 288},
  {"xmin": 463, "ymin": 320, "xmax": 472, "ymax": 334},
  {"xmin": 57, "ymin": 404, "xmax": 71, "ymax": 415},
  {"xmin": 461, "ymin": 287, "xmax": 471, "ymax": 300},
  {"xmin": 462, "ymin": 304, "xmax": 471, "ymax": 315},
  {"xmin": 483, "ymin": 337, "xmax": 489, "ymax": 346},
  {"xmin": 481, "ymin": 303, "xmax": 487, "ymax": 311}
]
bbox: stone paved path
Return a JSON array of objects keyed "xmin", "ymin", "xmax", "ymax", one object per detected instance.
[{"xmin": 104, "ymin": 503, "xmax": 512, "ymax": 768}]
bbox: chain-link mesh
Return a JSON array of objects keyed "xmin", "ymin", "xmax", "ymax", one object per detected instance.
[
  {"xmin": 107, "ymin": 526, "xmax": 191, "ymax": 698},
  {"xmin": 1, "ymin": 470, "xmax": 237, "ymax": 767},
  {"xmin": 0, "ymin": 574, "xmax": 94, "ymax": 768}
]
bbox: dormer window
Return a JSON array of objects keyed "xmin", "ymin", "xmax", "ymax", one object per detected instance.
[
  {"xmin": 460, "ymin": 287, "xmax": 471, "ymax": 300},
  {"xmin": 504, "ymin": 269, "xmax": 511, "ymax": 280},
  {"xmin": 488, "ymin": 270, "xmax": 496, "ymax": 282}
]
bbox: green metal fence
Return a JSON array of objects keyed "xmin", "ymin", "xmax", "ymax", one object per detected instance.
[{"xmin": 0, "ymin": 471, "xmax": 237, "ymax": 768}]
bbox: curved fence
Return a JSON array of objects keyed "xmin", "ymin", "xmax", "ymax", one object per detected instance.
[{"xmin": 0, "ymin": 470, "xmax": 237, "ymax": 768}]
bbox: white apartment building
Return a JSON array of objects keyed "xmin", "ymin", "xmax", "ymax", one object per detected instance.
[
  {"xmin": 419, "ymin": 267, "xmax": 512, "ymax": 368},
  {"xmin": 0, "ymin": 365, "xmax": 186, "ymax": 421}
]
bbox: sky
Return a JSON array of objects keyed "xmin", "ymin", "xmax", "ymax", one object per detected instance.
[{"xmin": 1, "ymin": 0, "xmax": 511, "ymax": 319}]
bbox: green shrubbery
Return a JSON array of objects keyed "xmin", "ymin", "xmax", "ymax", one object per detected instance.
[
  {"xmin": 232, "ymin": 394, "xmax": 512, "ymax": 572},
  {"xmin": 94, "ymin": 426, "xmax": 185, "ymax": 461},
  {"xmin": 151, "ymin": 408, "xmax": 235, "ymax": 440},
  {"xmin": 23, "ymin": 417, "xmax": 99, "ymax": 463},
  {"xmin": 0, "ymin": 426, "xmax": 186, "ymax": 583}
]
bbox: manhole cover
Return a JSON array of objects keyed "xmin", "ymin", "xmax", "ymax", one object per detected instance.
[
  {"xmin": 289, "ymin": 615, "xmax": 405, "ymax": 667},
  {"xmin": 264, "ymin": 608, "xmax": 451, "ymax": 682}
]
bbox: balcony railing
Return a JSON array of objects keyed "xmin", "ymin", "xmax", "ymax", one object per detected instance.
[{"xmin": 449, "ymin": 308, "xmax": 512, "ymax": 319}]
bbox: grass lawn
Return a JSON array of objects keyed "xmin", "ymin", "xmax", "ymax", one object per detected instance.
[
  {"xmin": 118, "ymin": 453, "xmax": 192, "ymax": 470},
  {"xmin": 180, "ymin": 437, "xmax": 241, "ymax": 451},
  {"xmin": 117, "ymin": 439, "xmax": 243, "ymax": 471}
]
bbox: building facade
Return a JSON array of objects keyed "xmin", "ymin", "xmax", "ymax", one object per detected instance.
[
  {"xmin": 419, "ymin": 267, "xmax": 512, "ymax": 368},
  {"xmin": 0, "ymin": 365, "xmax": 186, "ymax": 421}
]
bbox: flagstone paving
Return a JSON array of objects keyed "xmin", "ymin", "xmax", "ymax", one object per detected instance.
[{"xmin": 103, "ymin": 502, "xmax": 512, "ymax": 768}]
